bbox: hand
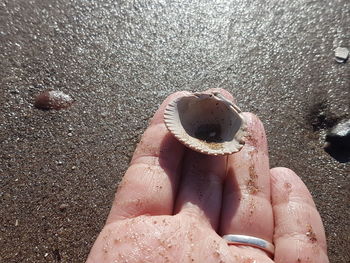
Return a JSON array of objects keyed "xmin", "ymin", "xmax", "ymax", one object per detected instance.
[{"xmin": 86, "ymin": 89, "xmax": 329, "ymax": 263}]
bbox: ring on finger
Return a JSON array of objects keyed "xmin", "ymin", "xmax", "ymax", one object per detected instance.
[{"xmin": 222, "ymin": 234, "xmax": 274, "ymax": 255}]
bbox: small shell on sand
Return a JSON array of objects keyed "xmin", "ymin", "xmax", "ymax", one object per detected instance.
[
  {"xmin": 164, "ymin": 92, "xmax": 246, "ymax": 155},
  {"xmin": 334, "ymin": 47, "xmax": 349, "ymax": 63},
  {"xmin": 34, "ymin": 90, "xmax": 74, "ymax": 110}
]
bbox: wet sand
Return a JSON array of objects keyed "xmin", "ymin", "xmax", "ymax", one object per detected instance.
[{"xmin": 0, "ymin": 0, "xmax": 349, "ymax": 262}]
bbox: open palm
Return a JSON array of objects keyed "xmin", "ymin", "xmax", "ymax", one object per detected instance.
[{"xmin": 86, "ymin": 89, "xmax": 329, "ymax": 263}]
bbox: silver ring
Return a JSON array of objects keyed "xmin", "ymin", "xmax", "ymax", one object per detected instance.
[{"xmin": 222, "ymin": 234, "xmax": 274, "ymax": 254}]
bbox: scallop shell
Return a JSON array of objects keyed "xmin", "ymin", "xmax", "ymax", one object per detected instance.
[{"xmin": 164, "ymin": 92, "xmax": 246, "ymax": 155}]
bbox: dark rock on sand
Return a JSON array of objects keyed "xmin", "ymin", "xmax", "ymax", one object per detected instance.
[
  {"xmin": 34, "ymin": 90, "xmax": 74, "ymax": 110},
  {"xmin": 324, "ymin": 120, "xmax": 350, "ymax": 163}
]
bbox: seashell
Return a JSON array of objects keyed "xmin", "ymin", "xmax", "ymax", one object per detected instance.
[{"xmin": 164, "ymin": 92, "xmax": 246, "ymax": 155}]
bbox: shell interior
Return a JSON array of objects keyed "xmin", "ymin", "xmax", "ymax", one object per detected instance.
[{"xmin": 164, "ymin": 93, "xmax": 246, "ymax": 155}]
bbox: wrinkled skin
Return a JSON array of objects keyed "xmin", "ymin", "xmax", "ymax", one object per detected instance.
[{"xmin": 86, "ymin": 89, "xmax": 329, "ymax": 263}]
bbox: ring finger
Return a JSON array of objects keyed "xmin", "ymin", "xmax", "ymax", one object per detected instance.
[{"xmin": 220, "ymin": 113, "xmax": 274, "ymax": 257}]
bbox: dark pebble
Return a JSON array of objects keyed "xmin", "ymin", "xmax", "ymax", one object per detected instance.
[
  {"xmin": 10, "ymin": 89, "xmax": 20, "ymax": 94},
  {"xmin": 34, "ymin": 90, "xmax": 74, "ymax": 110},
  {"xmin": 59, "ymin": 204, "xmax": 69, "ymax": 211},
  {"xmin": 324, "ymin": 120, "xmax": 350, "ymax": 163}
]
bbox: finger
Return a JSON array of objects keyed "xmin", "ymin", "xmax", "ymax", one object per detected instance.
[
  {"xmin": 174, "ymin": 151, "xmax": 227, "ymax": 228},
  {"xmin": 271, "ymin": 167, "xmax": 329, "ymax": 263},
  {"xmin": 174, "ymin": 88, "xmax": 234, "ymax": 229},
  {"xmin": 205, "ymin": 87, "xmax": 235, "ymax": 103},
  {"xmin": 106, "ymin": 91, "xmax": 190, "ymax": 223},
  {"xmin": 220, "ymin": 113, "xmax": 274, "ymax": 254}
]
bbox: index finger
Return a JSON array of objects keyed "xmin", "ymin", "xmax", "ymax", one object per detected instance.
[{"xmin": 106, "ymin": 91, "xmax": 189, "ymax": 223}]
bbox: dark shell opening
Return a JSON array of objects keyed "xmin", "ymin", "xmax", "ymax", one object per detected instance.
[{"xmin": 177, "ymin": 96, "xmax": 242, "ymax": 143}]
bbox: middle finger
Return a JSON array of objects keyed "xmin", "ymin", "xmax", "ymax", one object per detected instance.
[
  {"xmin": 174, "ymin": 88, "xmax": 234, "ymax": 229},
  {"xmin": 174, "ymin": 150, "xmax": 227, "ymax": 229}
]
